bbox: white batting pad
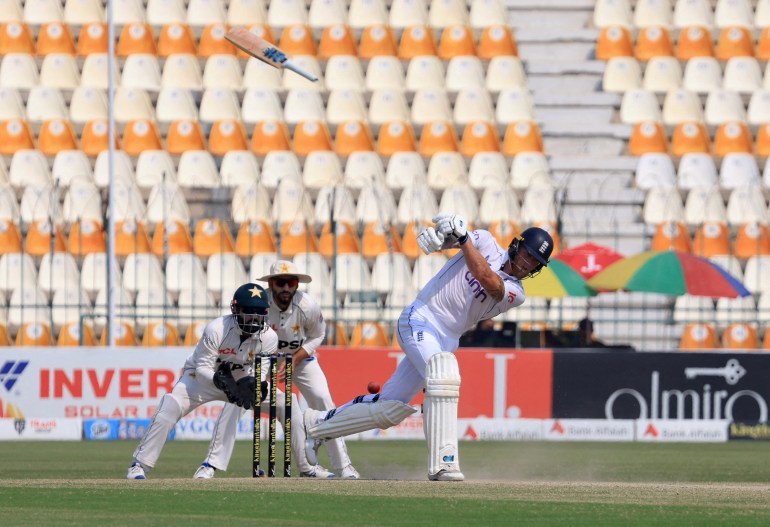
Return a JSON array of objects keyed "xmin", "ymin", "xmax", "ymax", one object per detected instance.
[
  {"xmin": 307, "ymin": 400, "xmax": 417, "ymax": 440},
  {"xmin": 424, "ymin": 352, "xmax": 463, "ymax": 478}
]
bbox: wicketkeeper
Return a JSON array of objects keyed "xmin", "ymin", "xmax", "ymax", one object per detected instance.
[
  {"xmin": 302, "ymin": 215, "xmax": 553, "ymax": 481},
  {"xmin": 126, "ymin": 283, "xmax": 319, "ymax": 479}
]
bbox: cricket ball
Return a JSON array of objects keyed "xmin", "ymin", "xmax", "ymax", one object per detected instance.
[{"xmin": 367, "ymin": 381, "xmax": 381, "ymax": 394}]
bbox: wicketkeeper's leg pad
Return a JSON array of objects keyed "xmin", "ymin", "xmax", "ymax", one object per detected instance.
[
  {"xmin": 424, "ymin": 352, "xmax": 463, "ymax": 480},
  {"xmin": 306, "ymin": 400, "xmax": 417, "ymax": 440}
]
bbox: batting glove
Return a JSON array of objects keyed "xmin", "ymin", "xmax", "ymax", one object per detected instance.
[
  {"xmin": 416, "ymin": 227, "xmax": 445, "ymax": 255},
  {"xmin": 434, "ymin": 214, "xmax": 468, "ymax": 245}
]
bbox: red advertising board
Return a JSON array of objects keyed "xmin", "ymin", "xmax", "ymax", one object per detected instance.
[{"xmin": 315, "ymin": 347, "xmax": 554, "ymax": 419}]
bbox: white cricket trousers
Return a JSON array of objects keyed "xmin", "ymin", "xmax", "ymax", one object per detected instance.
[
  {"xmin": 203, "ymin": 358, "xmax": 353, "ymax": 472},
  {"xmin": 132, "ymin": 371, "xmax": 314, "ymax": 473}
]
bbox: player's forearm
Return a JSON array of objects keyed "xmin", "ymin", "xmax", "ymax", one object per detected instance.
[
  {"xmin": 293, "ymin": 347, "xmax": 310, "ymax": 367},
  {"xmin": 462, "ymin": 241, "xmax": 505, "ymax": 302}
]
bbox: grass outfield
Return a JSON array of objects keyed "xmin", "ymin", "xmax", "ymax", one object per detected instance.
[{"xmin": 1, "ymin": 440, "xmax": 769, "ymax": 526}]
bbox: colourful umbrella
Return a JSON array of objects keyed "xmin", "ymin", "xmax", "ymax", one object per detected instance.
[
  {"xmin": 587, "ymin": 250, "xmax": 751, "ymax": 298},
  {"xmin": 555, "ymin": 242, "xmax": 624, "ymax": 279},
  {"xmin": 523, "ymin": 259, "xmax": 596, "ymax": 298}
]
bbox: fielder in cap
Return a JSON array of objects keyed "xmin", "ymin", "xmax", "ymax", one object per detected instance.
[
  {"xmin": 302, "ymin": 214, "xmax": 553, "ymax": 481},
  {"xmin": 193, "ymin": 261, "xmax": 359, "ymax": 479},
  {"xmin": 126, "ymin": 283, "xmax": 321, "ymax": 479}
]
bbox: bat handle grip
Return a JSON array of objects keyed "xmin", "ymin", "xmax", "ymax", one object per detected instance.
[{"xmin": 282, "ymin": 59, "xmax": 319, "ymax": 82}]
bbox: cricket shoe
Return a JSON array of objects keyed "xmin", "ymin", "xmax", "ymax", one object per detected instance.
[
  {"xmin": 339, "ymin": 464, "xmax": 360, "ymax": 479},
  {"xmin": 303, "ymin": 408, "xmax": 323, "ymax": 465},
  {"xmin": 428, "ymin": 469, "xmax": 465, "ymax": 481},
  {"xmin": 193, "ymin": 463, "xmax": 216, "ymax": 479},
  {"xmin": 300, "ymin": 465, "xmax": 337, "ymax": 479},
  {"xmin": 126, "ymin": 463, "xmax": 146, "ymax": 480}
]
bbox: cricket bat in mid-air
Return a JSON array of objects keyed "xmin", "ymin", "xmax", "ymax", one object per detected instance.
[{"xmin": 225, "ymin": 26, "xmax": 319, "ymax": 82}]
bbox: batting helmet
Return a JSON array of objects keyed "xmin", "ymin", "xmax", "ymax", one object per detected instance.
[
  {"xmin": 230, "ymin": 283, "xmax": 269, "ymax": 336},
  {"xmin": 508, "ymin": 227, "xmax": 553, "ymax": 277}
]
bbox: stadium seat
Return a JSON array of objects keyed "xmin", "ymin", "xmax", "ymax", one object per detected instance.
[
  {"xmin": 161, "ymin": 53, "xmax": 203, "ymax": 90},
  {"xmin": 754, "ymin": 123, "xmax": 770, "ymax": 156},
  {"xmin": 358, "ymin": 25, "xmax": 397, "ymax": 59},
  {"xmin": 642, "ymin": 186, "xmax": 685, "ymax": 224},
  {"xmin": 723, "ymin": 57, "xmax": 763, "ymax": 94},
  {"xmin": 643, "ymin": 56, "xmax": 683, "ymax": 93},
  {"xmin": 715, "ymin": 296, "xmax": 757, "ymax": 329},
  {"xmin": 511, "ymin": 151, "xmax": 552, "ymax": 190},
  {"xmin": 397, "ymin": 184, "xmax": 438, "ymax": 227},
  {"xmin": 437, "ymin": 25, "xmax": 476, "ymax": 59},
  {"xmin": 376, "ymin": 120, "xmax": 418, "ymax": 156},
  {"xmin": 602, "ymin": 56, "xmax": 643, "ymax": 93},
  {"xmin": 671, "ymin": 121, "xmax": 711, "ymax": 157},
  {"xmin": 385, "ymin": 152, "xmax": 426, "ymax": 191},
  {"xmin": 38, "ymin": 119, "xmax": 78, "ymax": 156},
  {"xmin": 157, "ymin": 22, "xmax": 196, "ymax": 57},
  {"xmin": 7, "ymin": 287, "xmax": 48, "ymax": 332},
  {"xmin": 390, "ymin": 0, "xmax": 428, "ymax": 30},
  {"xmin": 496, "ymin": 88, "xmax": 536, "ymax": 125},
  {"xmin": 651, "ymin": 221, "xmax": 691, "ymax": 251},
  {"xmin": 325, "ymin": 56, "xmax": 366, "ymax": 92},
  {"xmin": 293, "ymin": 120, "xmax": 334, "ymax": 156},
  {"xmin": 426, "ymin": 151, "xmax": 468, "ymax": 190},
  {"xmin": 593, "ymin": 0, "xmax": 633, "ymax": 27},
  {"xmin": 251, "ymin": 120, "xmax": 292, "ymax": 156},
  {"xmin": 460, "ymin": 121, "xmax": 500, "ymax": 156},
  {"xmin": 620, "ymin": 88, "xmax": 662, "ymax": 124},
  {"xmin": 722, "ymin": 323, "xmax": 758, "ymax": 350},
  {"xmin": 720, "ymin": 154, "xmax": 761, "ymax": 189},
  {"xmin": 635, "ymin": 153, "xmax": 676, "ymax": 189},
  {"xmin": 673, "ymin": 0, "xmax": 713, "ymax": 29},
  {"xmin": 502, "ymin": 121, "xmax": 544, "ymax": 156},
  {"xmin": 26, "ymin": 86, "xmax": 68, "ymax": 122},
  {"xmin": 455, "ymin": 88, "xmax": 495, "ymax": 125},
  {"xmin": 486, "ymin": 56, "xmax": 527, "ymax": 93},
  {"xmin": 397, "ymin": 25, "xmax": 437, "ymax": 59},
  {"xmin": 57, "ymin": 321, "xmax": 96, "ymax": 346},
  {"xmin": 25, "ymin": 219, "xmax": 66, "ymax": 257},
  {"xmin": 477, "ymin": 24, "xmax": 517, "ymax": 60},
  {"xmin": 0, "ymin": 120, "xmax": 34, "ymax": 155},
  {"xmin": 349, "ymin": 321, "xmax": 390, "ymax": 347},
  {"xmin": 100, "ymin": 319, "xmax": 138, "ymax": 346},
  {"xmin": 39, "ymin": 54, "xmax": 80, "ymax": 90},
  {"xmin": 0, "ymin": 21, "xmax": 34, "ymax": 54},
  {"xmin": 62, "ymin": 179, "xmax": 102, "ymax": 223},
  {"xmin": 685, "ymin": 188, "xmax": 726, "ymax": 227},
  {"xmin": 735, "ymin": 222, "xmax": 770, "ymax": 259},
  {"xmin": 673, "ymin": 294, "xmax": 715, "ymax": 324},
  {"xmin": 635, "ymin": 0, "xmax": 673, "ymax": 27},
  {"xmin": 679, "ymin": 322, "xmax": 719, "ymax": 350},
  {"xmin": 682, "ymin": 56, "xmax": 721, "ymax": 94},
  {"xmin": 235, "ymin": 220, "xmax": 275, "ymax": 256},
  {"xmin": 117, "ymin": 23, "xmax": 157, "ymax": 57},
  {"xmin": 68, "ymin": 219, "xmax": 106, "ymax": 257},
  {"xmin": 202, "ymin": 54, "xmax": 242, "ymax": 90},
  {"xmin": 334, "ymin": 120, "xmax": 374, "ymax": 156},
  {"xmin": 365, "ymin": 56, "xmax": 405, "ymax": 92},
  {"xmin": 678, "ymin": 153, "xmax": 718, "ymax": 190},
  {"xmin": 713, "ymin": 121, "xmax": 753, "ymax": 158},
  {"xmin": 150, "ymin": 218, "xmax": 193, "ymax": 257},
  {"xmin": 193, "ymin": 218, "xmax": 235, "ymax": 256},
  {"xmin": 716, "ymin": 26, "xmax": 754, "ymax": 60},
  {"xmin": 439, "ymin": 184, "xmax": 479, "ymax": 226},
  {"xmin": 744, "ymin": 255, "xmax": 770, "ymax": 294},
  {"xmin": 15, "ymin": 321, "xmax": 52, "ymax": 346},
  {"xmin": 628, "ymin": 121, "xmax": 668, "ymax": 155},
  {"xmin": 662, "ymin": 88, "xmax": 704, "ymax": 125},
  {"xmin": 635, "ymin": 26, "xmax": 674, "ymax": 61},
  {"xmin": 318, "ymin": 24, "xmax": 357, "ymax": 59}
]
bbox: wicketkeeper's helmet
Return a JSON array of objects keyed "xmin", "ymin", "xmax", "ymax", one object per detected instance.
[{"xmin": 230, "ymin": 283, "xmax": 269, "ymax": 336}]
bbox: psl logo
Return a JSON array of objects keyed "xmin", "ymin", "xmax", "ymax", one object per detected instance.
[
  {"xmin": 14, "ymin": 419, "xmax": 25, "ymax": 436},
  {"xmin": 0, "ymin": 361, "xmax": 29, "ymax": 391}
]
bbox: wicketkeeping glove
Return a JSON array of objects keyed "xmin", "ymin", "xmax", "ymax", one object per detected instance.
[
  {"xmin": 234, "ymin": 376, "xmax": 256, "ymax": 410},
  {"xmin": 416, "ymin": 227, "xmax": 445, "ymax": 255},
  {"xmin": 434, "ymin": 213, "xmax": 468, "ymax": 245},
  {"xmin": 213, "ymin": 362, "xmax": 238, "ymax": 404}
]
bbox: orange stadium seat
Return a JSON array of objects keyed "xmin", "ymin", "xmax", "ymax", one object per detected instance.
[
  {"xmin": 198, "ymin": 23, "xmax": 236, "ymax": 58},
  {"xmin": 359, "ymin": 25, "xmax": 397, "ymax": 59},
  {"xmin": 0, "ymin": 22, "xmax": 35, "ymax": 54},
  {"xmin": 157, "ymin": 23, "xmax": 197, "ymax": 57},
  {"xmin": 437, "ymin": 25, "xmax": 476, "ymax": 59},
  {"xmin": 735, "ymin": 222, "xmax": 770, "ymax": 260},
  {"xmin": 251, "ymin": 120, "xmax": 292, "ymax": 156},
  {"xmin": 26, "ymin": 219, "xmax": 66, "ymax": 256},
  {"xmin": 460, "ymin": 121, "xmax": 500, "ymax": 156},
  {"xmin": 78, "ymin": 22, "xmax": 109, "ymax": 56},
  {"xmin": 651, "ymin": 221, "xmax": 692, "ymax": 252},
  {"xmin": 335, "ymin": 120, "xmax": 374, "ymax": 156},
  {"xmin": 401, "ymin": 220, "xmax": 431, "ymax": 260},
  {"xmin": 502, "ymin": 120, "xmax": 544, "ymax": 156},
  {"xmin": 635, "ymin": 25, "xmax": 674, "ymax": 61},
  {"xmin": 763, "ymin": 328, "xmax": 770, "ymax": 350},
  {"xmin": 679, "ymin": 322, "xmax": 719, "ymax": 350},
  {"xmin": 757, "ymin": 28, "xmax": 770, "ymax": 61},
  {"xmin": 123, "ymin": 119, "xmax": 163, "ymax": 156},
  {"xmin": 350, "ymin": 321, "xmax": 390, "ymax": 347},
  {"xmin": 361, "ymin": 222, "xmax": 402, "ymax": 261},
  {"xmin": 278, "ymin": 24, "xmax": 317, "ymax": 56},
  {"xmin": 100, "ymin": 319, "xmax": 138, "ymax": 346},
  {"xmin": 68, "ymin": 218, "xmax": 106, "ymax": 257},
  {"xmin": 37, "ymin": 22, "xmax": 76, "ymax": 55},
  {"xmin": 318, "ymin": 24, "xmax": 357, "ymax": 58},
  {"xmin": 671, "ymin": 121, "xmax": 710, "ymax": 156},
  {"xmin": 293, "ymin": 120, "xmax": 333, "ymax": 156},
  {"xmin": 57, "ymin": 322, "xmax": 96, "ymax": 346},
  {"xmin": 692, "ymin": 221, "xmax": 730, "ymax": 257},
  {"xmin": 115, "ymin": 219, "xmax": 152, "ymax": 257},
  {"xmin": 628, "ymin": 120, "xmax": 668, "ymax": 155},
  {"xmin": 142, "ymin": 321, "xmax": 181, "ymax": 346},
  {"xmin": 488, "ymin": 220, "xmax": 521, "ymax": 247},
  {"xmin": 81, "ymin": 119, "xmax": 120, "ymax": 157},
  {"xmin": 419, "ymin": 120, "xmax": 459, "ymax": 156},
  {"xmin": 716, "ymin": 26, "xmax": 754, "ymax": 60},
  {"xmin": 151, "ymin": 219, "xmax": 194, "ymax": 256},
  {"xmin": 166, "ymin": 119, "xmax": 206, "ymax": 154},
  {"xmin": 0, "ymin": 119, "xmax": 35, "ymax": 155},
  {"xmin": 676, "ymin": 26, "xmax": 714, "ymax": 60},
  {"xmin": 398, "ymin": 25, "xmax": 437, "ymax": 59},
  {"xmin": 234, "ymin": 220, "xmax": 276, "ymax": 257},
  {"xmin": 278, "ymin": 221, "xmax": 319, "ymax": 257},
  {"xmin": 477, "ymin": 25, "xmax": 518, "ymax": 60},
  {"xmin": 117, "ymin": 23, "xmax": 157, "ymax": 57},
  {"xmin": 183, "ymin": 321, "xmax": 207, "ymax": 346},
  {"xmin": 722, "ymin": 323, "xmax": 758, "ymax": 350},
  {"xmin": 37, "ymin": 119, "xmax": 78, "ymax": 156},
  {"xmin": 0, "ymin": 324, "xmax": 9, "ymax": 346},
  {"xmin": 193, "ymin": 218, "xmax": 235, "ymax": 256},
  {"xmin": 208, "ymin": 119, "xmax": 249, "ymax": 156},
  {"xmin": 377, "ymin": 121, "xmax": 417, "ymax": 156},
  {"xmin": 754, "ymin": 124, "xmax": 770, "ymax": 157},
  {"xmin": 16, "ymin": 322, "xmax": 52, "ymax": 346},
  {"xmin": 319, "ymin": 221, "xmax": 360, "ymax": 258},
  {"xmin": 595, "ymin": 25, "xmax": 633, "ymax": 61},
  {"xmin": 327, "ymin": 321, "xmax": 349, "ymax": 346},
  {"xmin": 0, "ymin": 220, "xmax": 22, "ymax": 254},
  {"xmin": 713, "ymin": 121, "xmax": 753, "ymax": 157}
]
